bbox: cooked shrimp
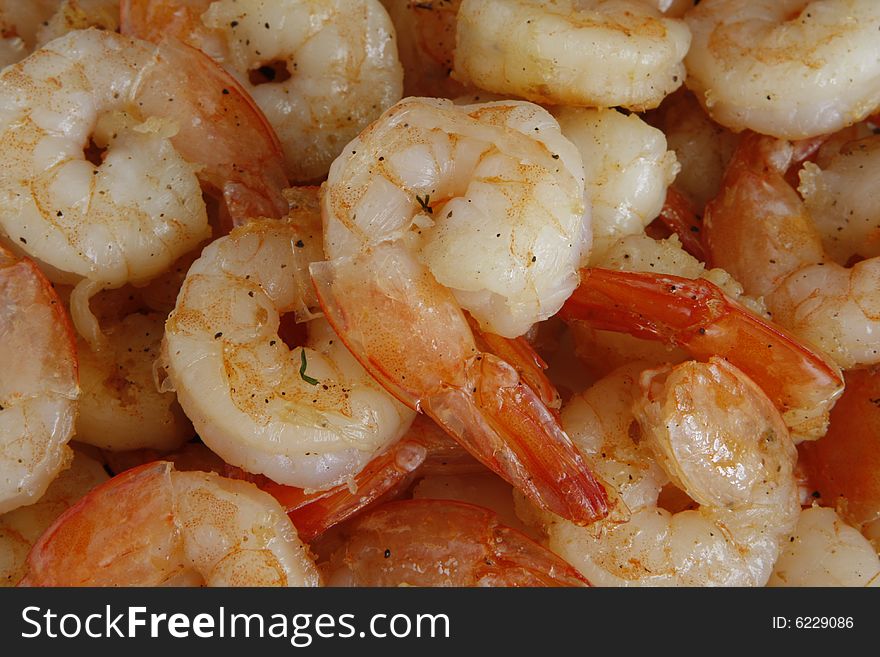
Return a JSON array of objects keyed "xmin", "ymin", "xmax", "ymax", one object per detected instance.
[
  {"xmin": 704, "ymin": 131, "xmax": 880, "ymax": 369},
  {"xmin": 799, "ymin": 367, "xmax": 880, "ymax": 527},
  {"xmin": 380, "ymin": 0, "xmax": 470, "ymax": 98},
  {"xmin": 0, "ymin": 246, "xmax": 78, "ymax": 514},
  {"xmin": 162, "ymin": 218, "xmax": 417, "ymax": 490},
  {"xmin": 122, "ymin": 0, "xmax": 403, "ymax": 183},
  {"xmin": 0, "ymin": 449, "xmax": 108, "ymax": 586},
  {"xmin": 311, "ymin": 97, "xmax": 611, "ymax": 525},
  {"xmin": 323, "ymin": 499, "xmax": 589, "ymax": 586},
  {"xmin": 0, "ymin": 28, "xmax": 287, "ymax": 311},
  {"xmin": 560, "ymin": 260, "xmax": 844, "ymax": 441},
  {"xmin": 22, "ymin": 461, "xmax": 320, "ymax": 586},
  {"xmin": 648, "ymin": 89, "xmax": 737, "ymax": 213},
  {"xmin": 528, "ymin": 358, "xmax": 799, "ymax": 586},
  {"xmin": 684, "ymin": 0, "xmax": 880, "ymax": 139},
  {"xmin": 454, "ymin": 0, "xmax": 691, "ymax": 111},
  {"xmin": 768, "ymin": 506, "xmax": 880, "ymax": 587},
  {"xmin": 554, "ymin": 107, "xmax": 680, "ymax": 262}
]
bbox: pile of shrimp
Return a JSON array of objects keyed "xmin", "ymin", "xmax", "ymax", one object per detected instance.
[{"xmin": 1, "ymin": 0, "xmax": 878, "ymax": 588}]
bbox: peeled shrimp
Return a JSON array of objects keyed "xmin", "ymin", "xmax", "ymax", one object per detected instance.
[
  {"xmin": 0, "ymin": 246, "xmax": 78, "ymax": 514},
  {"xmin": 1, "ymin": 449, "xmax": 108, "ymax": 586},
  {"xmin": 554, "ymin": 107, "xmax": 680, "ymax": 262},
  {"xmin": 684, "ymin": 0, "xmax": 880, "ymax": 139},
  {"xmin": 22, "ymin": 461, "xmax": 320, "ymax": 586},
  {"xmin": 704, "ymin": 131, "xmax": 880, "ymax": 369},
  {"xmin": 454, "ymin": 0, "xmax": 691, "ymax": 111},
  {"xmin": 0, "ymin": 28, "xmax": 287, "ymax": 305},
  {"xmin": 768, "ymin": 506, "xmax": 880, "ymax": 587},
  {"xmin": 162, "ymin": 218, "xmax": 416, "ymax": 490},
  {"xmin": 323, "ymin": 499, "xmax": 589, "ymax": 587},
  {"xmin": 560, "ymin": 265, "xmax": 844, "ymax": 442},
  {"xmin": 311, "ymin": 97, "xmax": 611, "ymax": 525},
  {"xmin": 528, "ymin": 358, "xmax": 799, "ymax": 586},
  {"xmin": 122, "ymin": 0, "xmax": 403, "ymax": 183}
]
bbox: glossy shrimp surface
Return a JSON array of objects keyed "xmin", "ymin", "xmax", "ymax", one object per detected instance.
[
  {"xmin": 163, "ymin": 218, "xmax": 416, "ymax": 490},
  {"xmin": 0, "ymin": 246, "xmax": 78, "ymax": 514},
  {"xmin": 22, "ymin": 461, "xmax": 321, "ymax": 587}
]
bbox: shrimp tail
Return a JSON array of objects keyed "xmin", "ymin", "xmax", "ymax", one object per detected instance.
[
  {"xmin": 311, "ymin": 245, "xmax": 611, "ymax": 526},
  {"xmin": 653, "ymin": 187, "xmax": 707, "ymax": 263},
  {"xmin": 560, "ymin": 268, "xmax": 844, "ymax": 441}
]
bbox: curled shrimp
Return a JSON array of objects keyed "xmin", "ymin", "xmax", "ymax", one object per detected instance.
[
  {"xmin": 22, "ymin": 461, "xmax": 321, "ymax": 587},
  {"xmin": 704, "ymin": 131, "xmax": 880, "ymax": 369},
  {"xmin": 1, "ymin": 449, "xmax": 108, "ymax": 586},
  {"xmin": 0, "ymin": 28, "xmax": 287, "ymax": 306},
  {"xmin": 768, "ymin": 506, "xmax": 880, "ymax": 587},
  {"xmin": 526, "ymin": 358, "xmax": 800, "ymax": 586},
  {"xmin": 122, "ymin": 0, "xmax": 403, "ymax": 183},
  {"xmin": 684, "ymin": 0, "xmax": 880, "ymax": 139},
  {"xmin": 323, "ymin": 499, "xmax": 589, "ymax": 587},
  {"xmin": 559, "ymin": 267, "xmax": 844, "ymax": 442},
  {"xmin": 0, "ymin": 246, "xmax": 78, "ymax": 514},
  {"xmin": 162, "ymin": 217, "xmax": 416, "ymax": 490},
  {"xmin": 311, "ymin": 97, "xmax": 611, "ymax": 525},
  {"xmin": 454, "ymin": 0, "xmax": 691, "ymax": 111}
]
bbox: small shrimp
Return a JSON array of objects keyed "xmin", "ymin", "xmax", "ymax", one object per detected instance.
[
  {"xmin": 122, "ymin": 0, "xmax": 404, "ymax": 183},
  {"xmin": 554, "ymin": 107, "xmax": 680, "ymax": 262},
  {"xmin": 768, "ymin": 506, "xmax": 880, "ymax": 587},
  {"xmin": 380, "ymin": 0, "xmax": 471, "ymax": 98},
  {"xmin": 799, "ymin": 367, "xmax": 880, "ymax": 527},
  {"xmin": 22, "ymin": 461, "xmax": 321, "ymax": 586},
  {"xmin": 323, "ymin": 499, "xmax": 589, "ymax": 587},
  {"xmin": 684, "ymin": 0, "xmax": 880, "ymax": 139},
  {"xmin": 311, "ymin": 97, "xmax": 611, "ymax": 525},
  {"xmin": 0, "ymin": 28, "xmax": 287, "ymax": 309},
  {"xmin": 528, "ymin": 358, "xmax": 799, "ymax": 586},
  {"xmin": 454, "ymin": 0, "xmax": 691, "ymax": 111},
  {"xmin": 560, "ymin": 264, "xmax": 843, "ymax": 441},
  {"xmin": 704, "ymin": 131, "xmax": 880, "ymax": 369},
  {"xmin": 0, "ymin": 246, "xmax": 78, "ymax": 514},
  {"xmin": 1, "ymin": 449, "xmax": 108, "ymax": 586},
  {"xmin": 162, "ymin": 218, "xmax": 416, "ymax": 490}
]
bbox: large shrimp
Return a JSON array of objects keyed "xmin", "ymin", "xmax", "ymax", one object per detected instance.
[
  {"xmin": 684, "ymin": 0, "xmax": 880, "ymax": 139},
  {"xmin": 454, "ymin": 0, "xmax": 691, "ymax": 111},
  {"xmin": 768, "ymin": 506, "xmax": 880, "ymax": 587},
  {"xmin": 1, "ymin": 449, "xmax": 108, "ymax": 586},
  {"xmin": 162, "ymin": 218, "xmax": 417, "ymax": 490},
  {"xmin": 523, "ymin": 358, "xmax": 800, "ymax": 586},
  {"xmin": 704, "ymin": 131, "xmax": 880, "ymax": 369},
  {"xmin": 0, "ymin": 28, "xmax": 287, "ymax": 324},
  {"xmin": 554, "ymin": 106, "xmax": 680, "ymax": 262},
  {"xmin": 0, "ymin": 246, "xmax": 78, "ymax": 514},
  {"xmin": 310, "ymin": 97, "xmax": 611, "ymax": 526},
  {"xmin": 322, "ymin": 499, "xmax": 589, "ymax": 587},
  {"xmin": 121, "ymin": 0, "xmax": 403, "ymax": 183},
  {"xmin": 22, "ymin": 461, "xmax": 321, "ymax": 586}
]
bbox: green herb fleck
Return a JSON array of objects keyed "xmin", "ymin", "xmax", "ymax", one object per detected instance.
[
  {"xmin": 415, "ymin": 194, "xmax": 433, "ymax": 214},
  {"xmin": 299, "ymin": 350, "xmax": 319, "ymax": 386}
]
